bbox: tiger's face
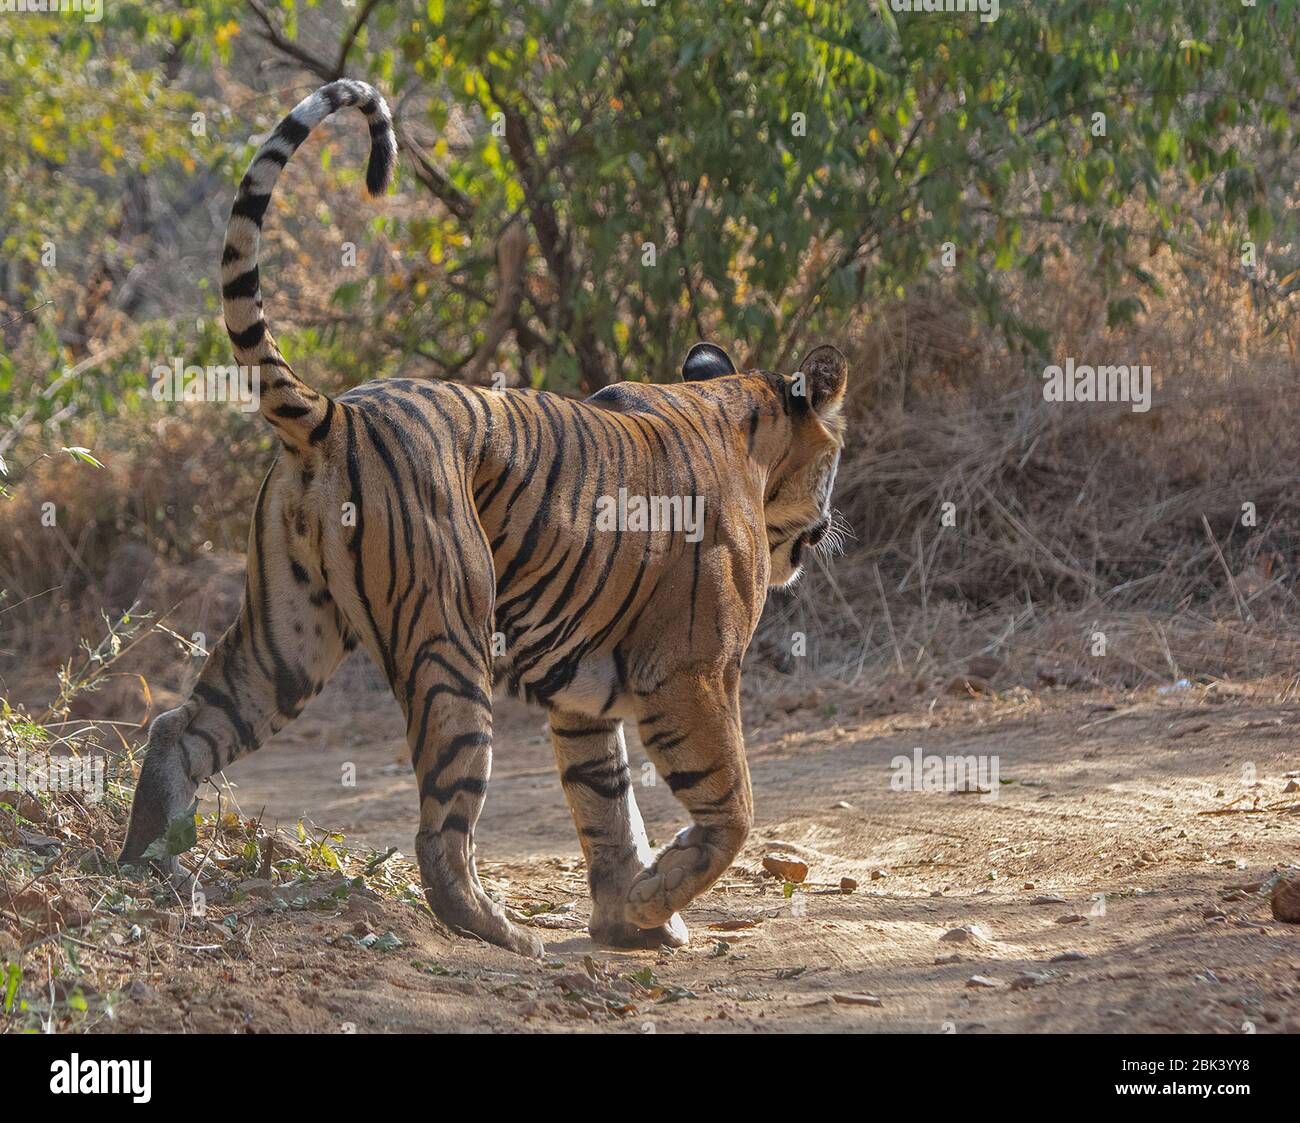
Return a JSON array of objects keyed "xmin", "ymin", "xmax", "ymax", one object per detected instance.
[
  {"xmin": 762, "ymin": 347, "xmax": 848, "ymax": 587},
  {"xmin": 765, "ymin": 438, "xmax": 844, "ymax": 588}
]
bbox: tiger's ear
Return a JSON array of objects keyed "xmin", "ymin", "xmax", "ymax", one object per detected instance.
[
  {"xmin": 794, "ymin": 344, "xmax": 848, "ymax": 418},
  {"xmin": 681, "ymin": 342, "xmax": 737, "ymax": 381}
]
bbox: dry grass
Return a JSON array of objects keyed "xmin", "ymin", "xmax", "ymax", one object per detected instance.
[{"xmin": 767, "ymin": 248, "xmax": 1300, "ymax": 692}]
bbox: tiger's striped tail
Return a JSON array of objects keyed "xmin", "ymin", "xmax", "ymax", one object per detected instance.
[{"xmin": 221, "ymin": 79, "xmax": 396, "ymax": 452}]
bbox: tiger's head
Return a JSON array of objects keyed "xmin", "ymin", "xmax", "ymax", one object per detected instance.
[{"xmin": 682, "ymin": 341, "xmax": 850, "ymax": 588}]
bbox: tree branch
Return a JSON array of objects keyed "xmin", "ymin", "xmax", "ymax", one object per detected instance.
[
  {"xmin": 333, "ymin": 0, "xmax": 387, "ymax": 80},
  {"xmin": 396, "ymin": 122, "xmax": 476, "ymax": 223},
  {"xmin": 245, "ymin": 0, "xmax": 336, "ymax": 82},
  {"xmin": 484, "ymin": 74, "xmax": 608, "ymax": 388}
]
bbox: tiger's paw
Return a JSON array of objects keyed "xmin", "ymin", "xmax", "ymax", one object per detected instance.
[
  {"xmin": 625, "ymin": 845, "xmax": 706, "ymax": 929},
  {"xmin": 590, "ymin": 912, "xmax": 688, "ymax": 950},
  {"xmin": 502, "ymin": 924, "xmax": 547, "ymax": 959},
  {"xmin": 430, "ymin": 896, "xmax": 545, "ymax": 958},
  {"xmin": 461, "ymin": 916, "xmax": 545, "ymax": 959}
]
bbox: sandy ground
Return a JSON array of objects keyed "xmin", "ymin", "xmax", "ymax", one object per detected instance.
[{"xmin": 110, "ymin": 656, "xmax": 1299, "ymax": 1033}]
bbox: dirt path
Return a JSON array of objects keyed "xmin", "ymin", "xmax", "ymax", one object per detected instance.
[{"xmin": 129, "ymin": 658, "xmax": 1299, "ymax": 1033}]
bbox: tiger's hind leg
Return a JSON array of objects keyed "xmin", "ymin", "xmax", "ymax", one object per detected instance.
[
  {"xmin": 326, "ymin": 411, "xmax": 539, "ymax": 957},
  {"xmin": 121, "ymin": 464, "xmax": 350, "ymax": 874},
  {"xmin": 548, "ymin": 713, "xmax": 688, "ymax": 949},
  {"xmin": 367, "ymin": 490, "xmax": 543, "ymax": 958},
  {"xmin": 624, "ymin": 669, "xmax": 754, "ymax": 928},
  {"xmin": 400, "ymin": 650, "xmax": 544, "ymax": 958}
]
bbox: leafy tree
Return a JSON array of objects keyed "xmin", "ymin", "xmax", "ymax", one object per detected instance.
[
  {"xmin": 2, "ymin": 0, "xmax": 1297, "ymax": 407},
  {"xmin": 239, "ymin": 0, "xmax": 1299, "ymax": 389}
]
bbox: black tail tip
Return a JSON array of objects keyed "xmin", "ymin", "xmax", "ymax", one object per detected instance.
[{"xmin": 366, "ymin": 142, "xmax": 395, "ymax": 196}]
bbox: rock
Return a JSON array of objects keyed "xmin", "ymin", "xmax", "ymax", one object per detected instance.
[
  {"xmin": 344, "ymin": 895, "xmax": 386, "ymax": 924},
  {"xmin": 1049, "ymin": 950, "xmax": 1089, "ymax": 963},
  {"xmin": 869, "ymin": 869, "xmax": 888, "ymax": 881},
  {"xmin": 1270, "ymin": 877, "xmax": 1300, "ymax": 923},
  {"xmin": 1030, "ymin": 894, "xmax": 1067, "ymax": 905},
  {"xmin": 769, "ymin": 688, "xmax": 824, "ymax": 714},
  {"xmin": 134, "ymin": 908, "xmax": 182, "ymax": 936},
  {"xmin": 761, "ymin": 856, "xmax": 809, "ymax": 884},
  {"xmin": 124, "ymin": 979, "xmax": 160, "ymax": 1003},
  {"xmin": 528, "ymin": 912, "xmax": 585, "ymax": 930},
  {"xmin": 1056, "ymin": 914, "xmax": 1089, "ymax": 925},
  {"xmin": 839, "ymin": 877, "xmax": 858, "ymax": 893},
  {"xmin": 57, "ymin": 888, "xmax": 94, "ymax": 928},
  {"xmin": 1284, "ymin": 780, "xmax": 1299, "ymax": 794},
  {"xmin": 966, "ymin": 975, "xmax": 1000, "ymax": 989},
  {"xmin": 832, "ymin": 992, "xmax": 883, "ymax": 1007},
  {"xmin": 939, "ymin": 924, "xmax": 987, "ymax": 943},
  {"xmin": 1011, "ymin": 971, "xmax": 1049, "ymax": 990}
]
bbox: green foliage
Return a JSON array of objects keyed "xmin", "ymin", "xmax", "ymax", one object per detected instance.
[
  {"xmin": 0, "ymin": 15, "xmax": 203, "ymax": 278},
  {"xmin": 141, "ymin": 801, "xmax": 199, "ymax": 860},
  {"xmin": 377, "ymin": 0, "xmax": 1300, "ymax": 382},
  {"xmin": 1, "ymin": 0, "xmax": 1297, "ymax": 412}
]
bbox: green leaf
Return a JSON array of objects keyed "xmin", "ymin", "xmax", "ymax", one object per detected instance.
[
  {"xmin": 3, "ymin": 962, "xmax": 20, "ymax": 1013},
  {"xmin": 61, "ymin": 447, "xmax": 104, "ymax": 469},
  {"xmin": 142, "ymin": 801, "xmax": 199, "ymax": 860}
]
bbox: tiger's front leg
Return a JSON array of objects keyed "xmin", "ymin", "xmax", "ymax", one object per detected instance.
[
  {"xmin": 549, "ymin": 712, "xmax": 688, "ymax": 949},
  {"xmin": 626, "ymin": 670, "xmax": 753, "ymax": 929}
]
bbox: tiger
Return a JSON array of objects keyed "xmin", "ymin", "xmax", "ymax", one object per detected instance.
[{"xmin": 120, "ymin": 79, "xmax": 849, "ymax": 957}]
